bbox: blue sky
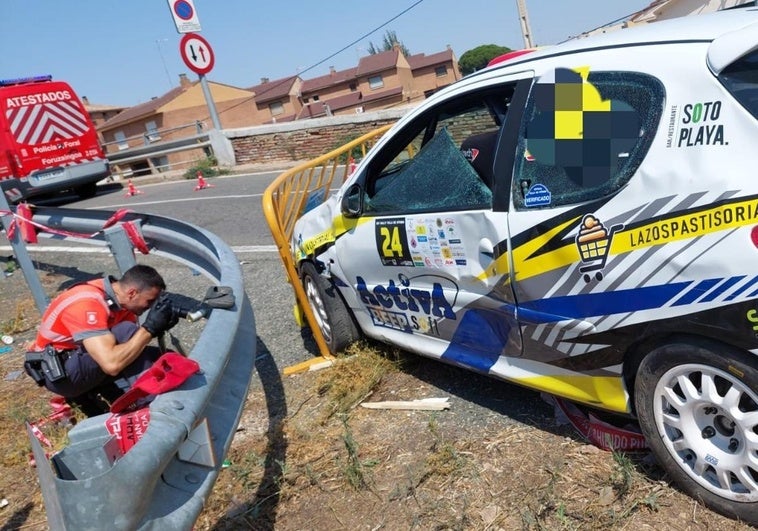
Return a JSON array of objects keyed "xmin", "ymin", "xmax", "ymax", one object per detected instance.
[{"xmin": 2, "ymin": 1, "xmax": 651, "ymax": 107}]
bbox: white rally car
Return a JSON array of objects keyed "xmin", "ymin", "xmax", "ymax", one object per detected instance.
[{"xmin": 291, "ymin": 8, "xmax": 758, "ymax": 523}]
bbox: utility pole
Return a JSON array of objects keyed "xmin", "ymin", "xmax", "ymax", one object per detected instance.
[{"xmin": 516, "ymin": 0, "xmax": 535, "ymax": 48}]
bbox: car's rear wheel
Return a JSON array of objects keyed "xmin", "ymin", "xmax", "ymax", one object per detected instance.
[
  {"xmin": 634, "ymin": 337, "xmax": 758, "ymax": 525},
  {"xmin": 301, "ymin": 261, "xmax": 360, "ymax": 354}
]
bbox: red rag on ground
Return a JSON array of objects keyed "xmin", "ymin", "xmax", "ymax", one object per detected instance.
[{"xmin": 109, "ymin": 352, "xmax": 199, "ymax": 413}]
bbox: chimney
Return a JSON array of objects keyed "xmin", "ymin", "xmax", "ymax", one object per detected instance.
[
  {"xmin": 261, "ymin": 77, "xmax": 270, "ymax": 84},
  {"xmin": 81, "ymin": 96, "xmax": 90, "ymax": 105},
  {"xmin": 329, "ymin": 66, "xmax": 336, "ymax": 75},
  {"xmin": 179, "ymin": 73, "xmax": 192, "ymax": 88}
]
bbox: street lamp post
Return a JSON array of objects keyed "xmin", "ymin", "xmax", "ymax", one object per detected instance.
[{"xmin": 155, "ymin": 38, "xmax": 174, "ymax": 89}]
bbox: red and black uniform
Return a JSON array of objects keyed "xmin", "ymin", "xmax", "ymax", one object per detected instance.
[
  {"xmin": 33, "ymin": 278, "xmax": 134, "ymax": 351},
  {"xmin": 31, "ymin": 277, "xmax": 160, "ymax": 404}
]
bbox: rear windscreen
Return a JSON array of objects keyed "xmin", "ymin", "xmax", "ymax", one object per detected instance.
[{"xmin": 718, "ymin": 49, "xmax": 758, "ymax": 119}]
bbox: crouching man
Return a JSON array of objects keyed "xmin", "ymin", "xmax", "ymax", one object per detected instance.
[{"xmin": 25, "ymin": 264, "xmax": 179, "ymax": 416}]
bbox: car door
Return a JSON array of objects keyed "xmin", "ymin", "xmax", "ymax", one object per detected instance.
[
  {"xmin": 333, "ymin": 75, "xmax": 532, "ymax": 370},
  {"xmin": 504, "ymin": 67, "xmax": 664, "ymax": 366}
]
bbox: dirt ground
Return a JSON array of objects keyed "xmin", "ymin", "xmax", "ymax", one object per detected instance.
[{"xmin": 0, "ymin": 259, "xmax": 755, "ymax": 530}]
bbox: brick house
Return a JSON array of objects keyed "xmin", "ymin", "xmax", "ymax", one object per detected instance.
[
  {"xmin": 407, "ymin": 47, "xmax": 461, "ymax": 100},
  {"xmin": 246, "ymin": 75, "xmax": 302, "ymax": 123},
  {"xmin": 298, "ymin": 47, "xmax": 413, "ymax": 118},
  {"xmin": 98, "ymin": 74, "xmax": 257, "ymax": 175},
  {"xmin": 82, "ymin": 97, "xmax": 126, "ymax": 144}
]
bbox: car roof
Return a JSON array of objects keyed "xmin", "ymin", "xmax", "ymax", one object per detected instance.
[{"xmin": 477, "ymin": 7, "xmax": 758, "ymax": 76}]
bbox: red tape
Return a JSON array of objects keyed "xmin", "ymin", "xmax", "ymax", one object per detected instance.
[
  {"xmin": 122, "ymin": 221, "xmax": 150, "ymax": 255},
  {"xmin": 0, "ymin": 207, "xmax": 150, "ymax": 253}
]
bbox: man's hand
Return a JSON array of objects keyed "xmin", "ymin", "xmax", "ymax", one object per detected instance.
[{"xmin": 142, "ymin": 292, "xmax": 180, "ymax": 337}]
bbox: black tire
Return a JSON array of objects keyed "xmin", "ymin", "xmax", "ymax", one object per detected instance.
[
  {"xmin": 634, "ymin": 337, "xmax": 758, "ymax": 525},
  {"xmin": 75, "ymin": 182, "xmax": 97, "ymax": 199},
  {"xmin": 300, "ymin": 261, "xmax": 360, "ymax": 354}
]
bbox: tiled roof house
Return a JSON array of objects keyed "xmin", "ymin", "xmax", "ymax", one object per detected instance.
[{"xmin": 99, "ymin": 74, "xmax": 257, "ymax": 175}]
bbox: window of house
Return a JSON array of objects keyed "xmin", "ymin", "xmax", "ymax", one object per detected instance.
[
  {"xmin": 358, "ymin": 84, "xmax": 516, "ymax": 216},
  {"xmin": 435, "ymin": 65, "xmax": 448, "ymax": 77},
  {"xmin": 269, "ymin": 101, "xmax": 284, "ymax": 116},
  {"xmin": 145, "ymin": 121, "xmax": 160, "ymax": 142},
  {"xmin": 349, "ymin": 83, "xmax": 357, "ymax": 92},
  {"xmin": 368, "ymin": 75, "xmax": 384, "ymax": 90},
  {"xmin": 114, "ymin": 131, "xmax": 129, "ymax": 150},
  {"xmin": 312, "ymin": 95, "xmax": 320, "ymax": 102},
  {"xmin": 512, "ymin": 70, "xmax": 663, "ymax": 210}
]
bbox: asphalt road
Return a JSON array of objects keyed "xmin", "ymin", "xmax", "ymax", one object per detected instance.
[
  {"xmin": 4, "ymin": 172, "xmax": 317, "ymax": 374},
  {"xmin": 4, "ymin": 173, "xmax": 553, "ymax": 426}
]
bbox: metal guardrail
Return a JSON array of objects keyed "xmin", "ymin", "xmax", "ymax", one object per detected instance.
[
  {"xmin": 6, "ymin": 206, "xmax": 256, "ymax": 530},
  {"xmin": 262, "ymin": 124, "xmax": 392, "ymax": 360},
  {"xmin": 106, "ymin": 132, "xmax": 211, "ymax": 166},
  {"xmin": 101, "ymin": 121, "xmax": 206, "ymax": 150}
]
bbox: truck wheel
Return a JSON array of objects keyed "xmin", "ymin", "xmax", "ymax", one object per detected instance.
[
  {"xmin": 300, "ymin": 261, "xmax": 360, "ymax": 354},
  {"xmin": 75, "ymin": 182, "xmax": 97, "ymax": 199},
  {"xmin": 634, "ymin": 338, "xmax": 758, "ymax": 525}
]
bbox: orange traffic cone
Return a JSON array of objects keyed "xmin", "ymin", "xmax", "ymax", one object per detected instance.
[
  {"xmin": 193, "ymin": 171, "xmax": 214, "ymax": 191},
  {"xmin": 124, "ymin": 179, "xmax": 143, "ymax": 197}
]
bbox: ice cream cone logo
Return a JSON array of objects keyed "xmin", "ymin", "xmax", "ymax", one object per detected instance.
[{"xmin": 575, "ymin": 214, "xmax": 623, "ymax": 282}]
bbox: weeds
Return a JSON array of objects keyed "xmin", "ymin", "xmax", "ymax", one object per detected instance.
[
  {"xmin": 611, "ymin": 449, "xmax": 635, "ymax": 498},
  {"xmin": 1, "ymin": 299, "xmax": 37, "ymax": 335},
  {"xmin": 339, "ymin": 415, "xmax": 377, "ymax": 490},
  {"xmin": 425, "ymin": 415, "xmax": 465, "ymax": 477},
  {"xmin": 314, "ymin": 342, "xmax": 397, "ymax": 421},
  {"xmin": 183, "ymin": 156, "xmax": 231, "ymax": 180}
]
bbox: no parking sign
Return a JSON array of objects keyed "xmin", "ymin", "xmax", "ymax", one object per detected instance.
[{"xmin": 167, "ymin": 0, "xmax": 201, "ymax": 33}]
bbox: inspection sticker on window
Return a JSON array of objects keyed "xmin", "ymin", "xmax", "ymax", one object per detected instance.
[{"xmin": 524, "ymin": 183, "xmax": 552, "ymax": 207}]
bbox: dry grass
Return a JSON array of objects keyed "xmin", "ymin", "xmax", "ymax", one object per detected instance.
[
  {"xmin": 198, "ymin": 346, "xmax": 753, "ymax": 531},
  {"xmin": 0, "ymin": 290, "xmax": 752, "ymax": 530}
]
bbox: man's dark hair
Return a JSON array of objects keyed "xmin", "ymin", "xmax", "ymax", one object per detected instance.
[{"xmin": 120, "ymin": 265, "xmax": 166, "ymax": 292}]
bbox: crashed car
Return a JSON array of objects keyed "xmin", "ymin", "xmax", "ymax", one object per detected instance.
[{"xmin": 291, "ymin": 8, "xmax": 758, "ymax": 524}]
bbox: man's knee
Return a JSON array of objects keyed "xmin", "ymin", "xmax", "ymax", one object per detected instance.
[{"xmin": 111, "ymin": 321, "xmax": 139, "ymax": 344}]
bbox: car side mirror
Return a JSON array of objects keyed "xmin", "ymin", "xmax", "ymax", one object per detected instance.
[{"xmin": 341, "ymin": 183, "xmax": 363, "ymax": 218}]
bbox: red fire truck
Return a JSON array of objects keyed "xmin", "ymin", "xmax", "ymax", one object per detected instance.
[{"xmin": 0, "ymin": 75, "xmax": 110, "ymax": 202}]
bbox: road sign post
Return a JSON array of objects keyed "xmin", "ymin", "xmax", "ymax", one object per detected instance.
[{"xmin": 179, "ymin": 33, "xmax": 221, "ymax": 130}]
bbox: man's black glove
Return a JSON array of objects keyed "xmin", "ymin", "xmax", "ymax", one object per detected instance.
[{"xmin": 142, "ymin": 292, "xmax": 180, "ymax": 337}]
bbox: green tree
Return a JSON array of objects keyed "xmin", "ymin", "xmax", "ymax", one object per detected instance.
[
  {"xmin": 458, "ymin": 44, "xmax": 511, "ymax": 75},
  {"xmin": 367, "ymin": 30, "xmax": 410, "ymax": 57}
]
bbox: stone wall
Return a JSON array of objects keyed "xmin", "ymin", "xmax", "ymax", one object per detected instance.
[{"xmin": 223, "ymin": 108, "xmax": 411, "ymax": 166}]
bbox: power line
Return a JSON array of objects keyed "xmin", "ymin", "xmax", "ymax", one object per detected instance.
[{"xmin": 206, "ymin": 0, "xmax": 426, "ymax": 121}]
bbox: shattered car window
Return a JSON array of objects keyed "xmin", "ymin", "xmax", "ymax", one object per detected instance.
[{"xmin": 366, "ymin": 127, "xmax": 492, "ymax": 214}]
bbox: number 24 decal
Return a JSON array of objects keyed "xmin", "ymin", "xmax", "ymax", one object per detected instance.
[{"xmin": 380, "ymin": 226, "xmax": 403, "ymax": 257}]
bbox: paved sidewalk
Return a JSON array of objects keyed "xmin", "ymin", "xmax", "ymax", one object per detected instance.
[{"xmin": 106, "ymin": 160, "xmax": 305, "ymax": 187}]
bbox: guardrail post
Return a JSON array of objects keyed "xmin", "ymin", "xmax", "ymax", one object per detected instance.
[
  {"xmin": 0, "ymin": 191, "xmax": 49, "ymax": 313},
  {"xmin": 104, "ymin": 224, "xmax": 139, "ymax": 274}
]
